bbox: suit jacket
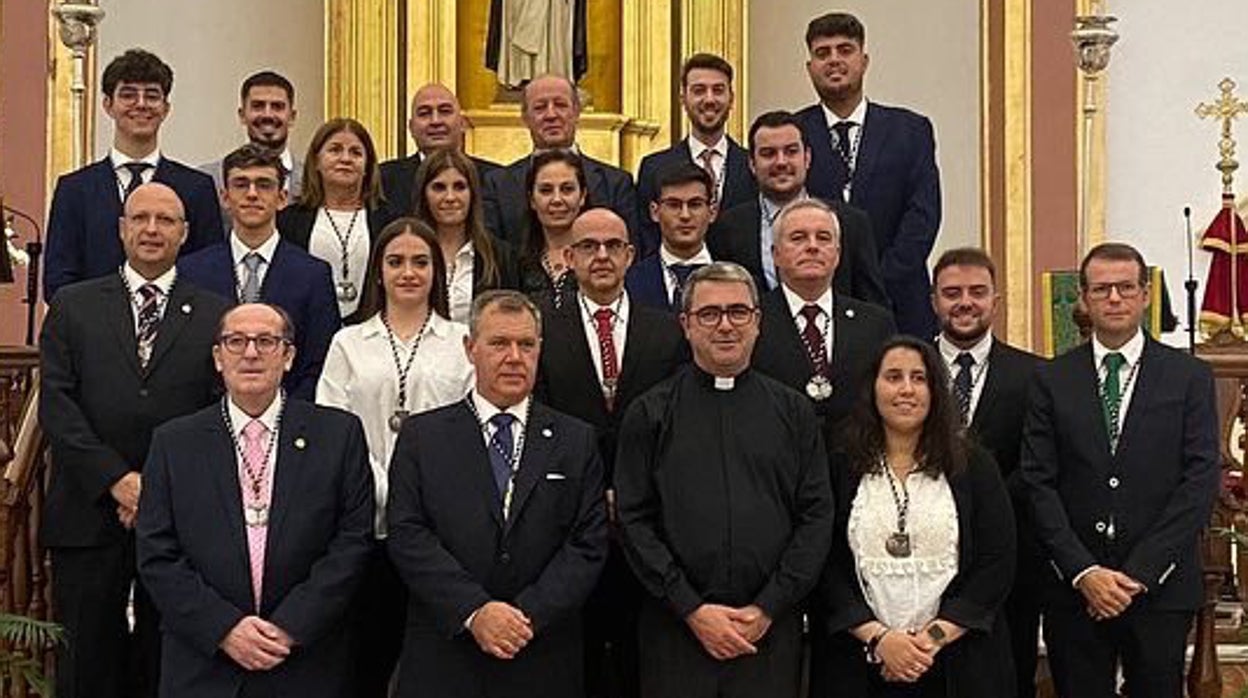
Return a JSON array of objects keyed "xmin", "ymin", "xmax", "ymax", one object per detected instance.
[
  {"xmin": 275, "ymin": 202, "xmax": 398, "ymax": 253},
  {"xmin": 535, "ymin": 299, "xmax": 688, "ymax": 480},
  {"xmin": 707, "ymin": 197, "xmax": 891, "ymax": 309},
  {"xmin": 39, "ymin": 275, "xmax": 230, "ymax": 548},
  {"xmin": 178, "ymin": 240, "xmax": 341, "ymax": 400},
  {"xmin": 378, "ymin": 152, "xmax": 501, "ymax": 217},
  {"xmin": 482, "ymin": 153, "xmax": 637, "ymax": 245},
  {"xmin": 966, "ymin": 339, "xmax": 1042, "ymax": 496},
  {"xmin": 45, "ymin": 157, "xmax": 225, "ymax": 301},
  {"xmin": 752, "ymin": 288, "xmax": 895, "ymax": 440},
  {"xmin": 623, "ymin": 255, "xmax": 677, "ymax": 312},
  {"xmin": 387, "ymin": 399, "xmax": 608, "ymax": 698},
  {"xmin": 1019, "ymin": 337, "xmax": 1219, "ymax": 610},
  {"xmin": 634, "ymin": 136, "xmax": 756, "ymax": 257},
  {"xmin": 797, "ymin": 102, "xmax": 941, "ymax": 337},
  {"xmin": 136, "ymin": 400, "xmax": 374, "ymax": 698}
]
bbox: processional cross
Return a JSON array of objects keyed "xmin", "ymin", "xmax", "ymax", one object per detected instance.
[{"xmin": 1196, "ymin": 78, "xmax": 1248, "ymax": 340}]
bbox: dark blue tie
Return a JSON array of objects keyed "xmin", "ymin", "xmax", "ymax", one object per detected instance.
[
  {"xmin": 669, "ymin": 263, "xmax": 702, "ymax": 309},
  {"xmin": 954, "ymin": 352, "xmax": 975, "ymax": 426},
  {"xmin": 123, "ymin": 162, "xmax": 153, "ymax": 200},
  {"xmin": 488, "ymin": 413, "xmax": 517, "ymax": 498}
]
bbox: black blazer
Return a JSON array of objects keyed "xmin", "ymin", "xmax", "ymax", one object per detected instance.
[
  {"xmin": 965, "ymin": 340, "xmax": 1042, "ymax": 496},
  {"xmin": 535, "ymin": 300, "xmax": 688, "ymax": 480},
  {"xmin": 634, "ymin": 137, "xmax": 756, "ymax": 257},
  {"xmin": 482, "ymin": 153, "xmax": 638, "ymax": 246},
  {"xmin": 387, "ymin": 399, "xmax": 608, "ymax": 698},
  {"xmin": 379, "ymin": 153, "xmax": 501, "ymax": 217},
  {"xmin": 1019, "ymin": 337, "xmax": 1220, "ymax": 610},
  {"xmin": 708, "ymin": 197, "xmax": 891, "ymax": 309},
  {"xmin": 38, "ymin": 275, "xmax": 230, "ymax": 548},
  {"xmin": 136, "ymin": 400, "xmax": 374, "ymax": 698},
  {"xmin": 752, "ymin": 288, "xmax": 895, "ymax": 439},
  {"xmin": 44, "ymin": 157, "xmax": 224, "ymax": 301},
  {"xmin": 275, "ymin": 202, "xmax": 398, "ymax": 253},
  {"xmin": 471, "ymin": 237, "xmax": 522, "ymax": 296},
  {"xmin": 814, "ymin": 447, "xmax": 1017, "ymax": 698}
]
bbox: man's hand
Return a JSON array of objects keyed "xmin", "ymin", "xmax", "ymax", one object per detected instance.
[
  {"xmin": 469, "ymin": 601, "xmax": 534, "ymax": 660},
  {"xmin": 727, "ymin": 605, "xmax": 772, "ymax": 644},
  {"xmin": 219, "ymin": 616, "xmax": 292, "ymax": 671},
  {"xmin": 1077, "ymin": 566, "xmax": 1142, "ymax": 620},
  {"xmin": 116, "ymin": 504, "xmax": 137, "ymax": 530},
  {"xmin": 110, "ymin": 472, "xmax": 142, "ymax": 511},
  {"xmin": 875, "ymin": 630, "xmax": 934, "ymax": 683},
  {"xmin": 685, "ymin": 604, "xmax": 758, "ymax": 660}
]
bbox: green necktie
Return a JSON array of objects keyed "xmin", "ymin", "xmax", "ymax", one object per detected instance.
[{"xmin": 1100, "ymin": 352, "xmax": 1126, "ymax": 450}]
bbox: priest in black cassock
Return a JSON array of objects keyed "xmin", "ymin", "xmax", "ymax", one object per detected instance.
[{"xmin": 615, "ymin": 261, "xmax": 834, "ymax": 697}]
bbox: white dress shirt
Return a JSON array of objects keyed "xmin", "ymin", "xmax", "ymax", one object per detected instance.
[
  {"xmin": 687, "ymin": 133, "xmax": 728, "ymax": 203},
  {"xmin": 471, "ymin": 390, "xmax": 531, "ymax": 453},
  {"xmin": 1092, "ymin": 327, "xmax": 1144, "ymax": 434},
  {"xmin": 309, "ymin": 208, "xmax": 371, "ymax": 318},
  {"xmin": 121, "ymin": 263, "xmax": 176, "ymax": 334},
  {"xmin": 447, "ymin": 241, "xmax": 476, "ymax": 324},
  {"xmin": 229, "ymin": 229, "xmax": 281, "ymax": 299},
  {"xmin": 820, "ymin": 97, "xmax": 869, "ymax": 201},
  {"xmin": 110, "ymin": 147, "xmax": 161, "ymax": 201},
  {"xmin": 577, "ymin": 291, "xmax": 630, "ymax": 391},
  {"xmin": 317, "ymin": 312, "xmax": 474, "ymax": 537},
  {"xmin": 226, "ymin": 392, "xmax": 283, "ymax": 513},
  {"xmin": 781, "ymin": 284, "xmax": 835, "ymax": 360},
  {"xmin": 658, "ymin": 244, "xmax": 714, "ymax": 303},
  {"xmin": 937, "ymin": 332, "xmax": 993, "ymax": 420}
]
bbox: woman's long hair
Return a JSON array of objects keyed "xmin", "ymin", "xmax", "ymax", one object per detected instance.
[
  {"xmin": 357, "ymin": 217, "xmax": 450, "ymax": 321},
  {"xmin": 520, "ymin": 149, "xmax": 591, "ymax": 267},
  {"xmin": 411, "ymin": 148, "xmax": 501, "ymax": 288},
  {"xmin": 297, "ymin": 117, "xmax": 383, "ymax": 209}
]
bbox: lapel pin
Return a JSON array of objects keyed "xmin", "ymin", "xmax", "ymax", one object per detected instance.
[
  {"xmin": 294, "ymin": 437, "xmax": 306, "ymax": 450},
  {"xmin": 542, "ymin": 428, "xmax": 553, "ymax": 438},
  {"xmin": 181, "ymin": 303, "xmax": 192, "ymax": 314},
  {"xmin": 845, "ymin": 308, "xmax": 855, "ymax": 318}
]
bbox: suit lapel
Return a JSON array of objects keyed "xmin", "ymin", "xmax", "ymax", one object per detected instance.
[
  {"xmin": 93, "ymin": 158, "xmax": 125, "ymax": 211},
  {"xmin": 261, "ymin": 239, "xmax": 289, "ymax": 299},
  {"xmin": 265, "ymin": 400, "xmax": 310, "ymax": 552},
  {"xmin": 852, "ymin": 104, "xmax": 887, "ymax": 203},
  {"xmin": 762, "ymin": 290, "xmax": 810, "ymax": 385},
  {"xmin": 1113, "ymin": 339, "xmax": 1161, "ymax": 457},
  {"xmin": 741, "ymin": 202, "xmax": 765, "ymax": 273},
  {"xmin": 206, "ymin": 413, "xmax": 250, "ymax": 577},
  {"xmin": 504, "ymin": 404, "xmax": 556, "ymax": 534},
  {"xmin": 1071, "ymin": 344, "xmax": 1114, "ymax": 456},
  {"xmin": 615, "ymin": 305, "xmax": 650, "ymax": 406},
  {"xmin": 143, "ymin": 283, "xmax": 195, "ymax": 374},
  {"xmin": 103, "ymin": 276, "xmax": 144, "ymax": 377},
  {"xmin": 452, "ymin": 402, "xmax": 504, "ymax": 528},
  {"xmin": 970, "ymin": 341, "xmax": 1004, "ymax": 429},
  {"xmin": 720, "ymin": 141, "xmax": 749, "ymax": 207}
]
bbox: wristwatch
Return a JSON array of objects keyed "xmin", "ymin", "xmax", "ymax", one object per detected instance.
[
  {"xmin": 925, "ymin": 622, "xmax": 947, "ymax": 645},
  {"xmin": 865, "ymin": 627, "xmax": 890, "ymax": 664}
]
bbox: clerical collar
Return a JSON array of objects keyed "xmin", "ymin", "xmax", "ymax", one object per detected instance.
[
  {"xmin": 693, "ymin": 363, "xmax": 747, "ymax": 391},
  {"xmin": 937, "ymin": 332, "xmax": 993, "ymax": 368},
  {"xmin": 821, "ymin": 96, "xmax": 868, "ymax": 129}
]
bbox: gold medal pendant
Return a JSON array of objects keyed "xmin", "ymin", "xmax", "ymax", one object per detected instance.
[{"xmin": 885, "ymin": 531, "xmax": 911, "ymax": 558}]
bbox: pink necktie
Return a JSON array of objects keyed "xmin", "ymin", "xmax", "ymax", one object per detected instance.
[{"xmin": 241, "ymin": 419, "xmax": 269, "ymax": 610}]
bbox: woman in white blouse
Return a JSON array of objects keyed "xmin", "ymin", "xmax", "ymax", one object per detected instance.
[
  {"xmin": 812, "ymin": 337, "xmax": 1016, "ymax": 698},
  {"xmin": 316, "ymin": 216, "xmax": 473, "ymax": 698}
]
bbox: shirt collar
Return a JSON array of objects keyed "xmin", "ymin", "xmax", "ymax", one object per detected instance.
[
  {"xmin": 760, "ymin": 190, "xmax": 810, "ymax": 220},
  {"xmin": 937, "ymin": 332, "xmax": 993, "ymax": 368},
  {"xmin": 578, "ymin": 290, "xmax": 630, "ymax": 325},
  {"xmin": 1092, "ymin": 328, "xmax": 1145, "ymax": 369},
  {"xmin": 359, "ymin": 310, "xmax": 456, "ymax": 340},
  {"xmin": 122, "ymin": 263, "xmax": 177, "ymax": 297},
  {"xmin": 821, "ymin": 96, "xmax": 869, "ymax": 128},
  {"xmin": 230, "ymin": 229, "xmax": 281, "ymax": 265},
  {"xmin": 278, "ymin": 149, "xmax": 294, "ymax": 172},
  {"xmin": 471, "ymin": 390, "xmax": 531, "ymax": 430},
  {"xmin": 687, "ymin": 133, "xmax": 728, "ymax": 161},
  {"xmin": 660, "ymin": 244, "xmax": 713, "ymax": 267},
  {"xmin": 226, "ymin": 391, "xmax": 283, "ymax": 439},
  {"xmin": 780, "ymin": 283, "xmax": 833, "ymax": 319},
  {"xmin": 454, "ymin": 240, "xmax": 475, "ymax": 263},
  {"xmin": 110, "ymin": 147, "xmax": 161, "ymax": 170}
]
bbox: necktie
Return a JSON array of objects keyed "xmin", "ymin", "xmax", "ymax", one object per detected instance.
[
  {"xmin": 592, "ymin": 308, "xmax": 620, "ymax": 409},
  {"xmin": 954, "ymin": 352, "xmax": 975, "ymax": 426},
  {"xmin": 240, "ymin": 252, "xmax": 264, "ymax": 302},
  {"xmin": 241, "ymin": 419, "xmax": 270, "ymax": 610},
  {"xmin": 669, "ymin": 263, "xmax": 701, "ymax": 309},
  {"xmin": 698, "ymin": 149, "xmax": 720, "ymax": 204},
  {"xmin": 122, "ymin": 162, "xmax": 153, "ymax": 200},
  {"xmin": 831, "ymin": 121, "xmax": 856, "ymax": 165},
  {"xmin": 136, "ymin": 283, "xmax": 161, "ymax": 368},
  {"xmin": 799, "ymin": 304, "xmax": 829, "ymax": 377},
  {"xmin": 1101, "ymin": 352, "xmax": 1126, "ymax": 451},
  {"xmin": 488, "ymin": 413, "xmax": 517, "ymax": 502}
]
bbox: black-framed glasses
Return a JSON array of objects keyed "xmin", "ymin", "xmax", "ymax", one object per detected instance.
[
  {"xmin": 227, "ymin": 176, "xmax": 281, "ymax": 194},
  {"xmin": 688, "ymin": 304, "xmax": 758, "ymax": 328},
  {"xmin": 570, "ymin": 238, "xmax": 630, "ymax": 256},
  {"xmin": 658, "ymin": 197, "xmax": 710, "ymax": 214},
  {"xmin": 218, "ymin": 333, "xmax": 289, "ymax": 355},
  {"xmin": 1085, "ymin": 281, "xmax": 1144, "ymax": 300}
]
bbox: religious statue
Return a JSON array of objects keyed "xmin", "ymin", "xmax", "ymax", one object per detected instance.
[
  {"xmin": 1197, "ymin": 78, "xmax": 1248, "ymax": 340},
  {"xmin": 485, "ymin": 0, "xmax": 588, "ymax": 88}
]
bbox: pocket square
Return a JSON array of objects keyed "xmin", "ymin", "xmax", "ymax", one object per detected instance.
[{"xmin": 545, "ymin": 472, "xmax": 567, "ymax": 481}]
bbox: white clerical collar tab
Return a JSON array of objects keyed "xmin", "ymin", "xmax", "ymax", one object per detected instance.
[{"xmin": 713, "ymin": 376, "xmax": 735, "ymax": 391}]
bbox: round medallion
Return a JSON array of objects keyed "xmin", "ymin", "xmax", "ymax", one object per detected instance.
[
  {"xmin": 389, "ymin": 409, "xmax": 410, "ymax": 433},
  {"xmin": 805, "ymin": 375, "xmax": 834, "ymax": 402},
  {"xmin": 337, "ymin": 280, "xmax": 358, "ymax": 302}
]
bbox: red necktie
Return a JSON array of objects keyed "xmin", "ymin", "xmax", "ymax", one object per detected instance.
[
  {"xmin": 593, "ymin": 308, "xmax": 619, "ymax": 409},
  {"xmin": 800, "ymin": 304, "xmax": 830, "ymax": 377}
]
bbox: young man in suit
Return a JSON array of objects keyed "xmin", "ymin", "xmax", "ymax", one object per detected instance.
[
  {"xmin": 634, "ymin": 53, "xmax": 755, "ymax": 256},
  {"xmin": 179, "ymin": 144, "xmax": 340, "ymax": 400},
  {"xmin": 1021, "ymin": 243, "xmax": 1220, "ymax": 698},
  {"xmin": 482, "ymin": 75, "xmax": 637, "ymax": 244},
  {"xmin": 387, "ymin": 290, "xmax": 609, "ymax": 698},
  {"xmin": 537, "ymin": 207, "xmax": 686, "ymax": 698},
  {"xmin": 379, "ymin": 82, "xmax": 500, "ymax": 216},
  {"xmin": 201, "ymin": 71, "xmax": 304, "ymax": 204},
  {"xmin": 45, "ymin": 48, "xmax": 223, "ymax": 301},
  {"xmin": 137, "ymin": 303, "xmax": 374, "ymax": 698},
  {"xmin": 39, "ymin": 182, "xmax": 231, "ymax": 698},
  {"xmin": 931, "ymin": 246, "xmax": 1042, "ymax": 698},
  {"xmin": 625, "ymin": 165, "xmax": 717, "ymax": 312},
  {"xmin": 708, "ymin": 110, "xmax": 889, "ymax": 310},
  {"xmin": 797, "ymin": 12, "xmax": 941, "ymax": 338}
]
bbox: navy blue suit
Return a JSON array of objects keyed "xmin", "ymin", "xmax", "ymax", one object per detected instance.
[
  {"xmin": 45, "ymin": 157, "xmax": 224, "ymax": 301},
  {"xmin": 798, "ymin": 102, "xmax": 941, "ymax": 337},
  {"xmin": 624, "ymin": 255, "xmax": 678, "ymax": 312},
  {"xmin": 178, "ymin": 240, "xmax": 340, "ymax": 400},
  {"xmin": 634, "ymin": 137, "xmax": 755, "ymax": 257}
]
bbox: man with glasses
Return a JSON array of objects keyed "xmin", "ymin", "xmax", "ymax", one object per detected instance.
[
  {"xmin": 626, "ymin": 165, "xmax": 718, "ymax": 312},
  {"xmin": 40, "ymin": 181, "xmax": 231, "ymax": 698},
  {"xmin": 138, "ymin": 302, "xmax": 374, "ymax": 698},
  {"xmin": 46, "ymin": 48, "xmax": 223, "ymax": 301},
  {"xmin": 615, "ymin": 262, "xmax": 833, "ymax": 697},
  {"xmin": 1021, "ymin": 243, "xmax": 1219, "ymax": 698},
  {"xmin": 536, "ymin": 208, "xmax": 686, "ymax": 698},
  {"xmin": 180, "ymin": 144, "xmax": 339, "ymax": 399}
]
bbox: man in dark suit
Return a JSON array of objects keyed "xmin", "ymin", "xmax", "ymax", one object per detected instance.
[
  {"xmin": 40, "ymin": 182, "xmax": 231, "ymax": 698},
  {"xmin": 482, "ymin": 75, "xmax": 637, "ymax": 244},
  {"xmin": 625, "ymin": 165, "xmax": 718, "ymax": 312},
  {"xmin": 710, "ymin": 110, "xmax": 890, "ymax": 311},
  {"xmin": 931, "ymin": 246, "xmax": 1042, "ymax": 698},
  {"xmin": 388, "ymin": 289, "xmax": 609, "ymax": 698},
  {"xmin": 45, "ymin": 48, "xmax": 223, "ymax": 301},
  {"xmin": 137, "ymin": 302, "xmax": 374, "ymax": 698},
  {"xmin": 537, "ymin": 208, "xmax": 686, "ymax": 698},
  {"xmin": 379, "ymin": 82, "xmax": 500, "ymax": 216},
  {"xmin": 179, "ymin": 144, "xmax": 340, "ymax": 400},
  {"xmin": 634, "ymin": 53, "xmax": 755, "ymax": 256},
  {"xmin": 1021, "ymin": 243, "xmax": 1219, "ymax": 698},
  {"xmin": 797, "ymin": 12, "xmax": 941, "ymax": 338}
]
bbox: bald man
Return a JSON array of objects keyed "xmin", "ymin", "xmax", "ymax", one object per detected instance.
[
  {"xmin": 40, "ymin": 181, "xmax": 232, "ymax": 698},
  {"xmin": 379, "ymin": 82, "xmax": 501, "ymax": 215}
]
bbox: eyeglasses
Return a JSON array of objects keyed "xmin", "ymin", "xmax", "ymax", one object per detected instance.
[
  {"xmin": 227, "ymin": 176, "xmax": 281, "ymax": 194},
  {"xmin": 687, "ymin": 304, "xmax": 758, "ymax": 328},
  {"xmin": 1085, "ymin": 281, "xmax": 1144, "ymax": 300},
  {"xmin": 125, "ymin": 213, "xmax": 183, "ymax": 229},
  {"xmin": 570, "ymin": 238, "xmax": 630, "ymax": 256},
  {"xmin": 658, "ymin": 197, "xmax": 711, "ymax": 214},
  {"xmin": 112, "ymin": 86, "xmax": 166, "ymax": 106},
  {"xmin": 218, "ymin": 333, "xmax": 289, "ymax": 355}
]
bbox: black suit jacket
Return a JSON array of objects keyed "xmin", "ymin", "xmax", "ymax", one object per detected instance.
[
  {"xmin": 387, "ymin": 399, "xmax": 608, "ymax": 698},
  {"xmin": 752, "ymin": 288, "xmax": 895, "ymax": 440},
  {"xmin": 39, "ymin": 275, "xmax": 230, "ymax": 548},
  {"xmin": 379, "ymin": 153, "xmax": 501, "ymax": 217},
  {"xmin": 634, "ymin": 137, "xmax": 756, "ymax": 257},
  {"xmin": 966, "ymin": 339, "xmax": 1042, "ymax": 495},
  {"xmin": 275, "ymin": 202, "xmax": 398, "ymax": 253},
  {"xmin": 1020, "ymin": 337, "xmax": 1220, "ymax": 610},
  {"xmin": 535, "ymin": 299, "xmax": 688, "ymax": 480},
  {"xmin": 44, "ymin": 157, "xmax": 224, "ymax": 301},
  {"xmin": 137, "ymin": 400, "xmax": 374, "ymax": 698},
  {"xmin": 708, "ymin": 197, "xmax": 890, "ymax": 309},
  {"xmin": 482, "ymin": 153, "xmax": 637, "ymax": 245}
]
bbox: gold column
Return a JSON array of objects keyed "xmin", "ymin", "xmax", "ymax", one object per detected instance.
[
  {"xmin": 324, "ymin": 0, "xmax": 403, "ymax": 159},
  {"xmin": 46, "ymin": 23, "xmax": 94, "ymax": 193},
  {"xmin": 403, "ymin": 0, "xmax": 457, "ymax": 156},
  {"xmin": 619, "ymin": 0, "xmax": 671, "ymax": 173},
  {"xmin": 679, "ymin": 0, "xmax": 748, "ymax": 144}
]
